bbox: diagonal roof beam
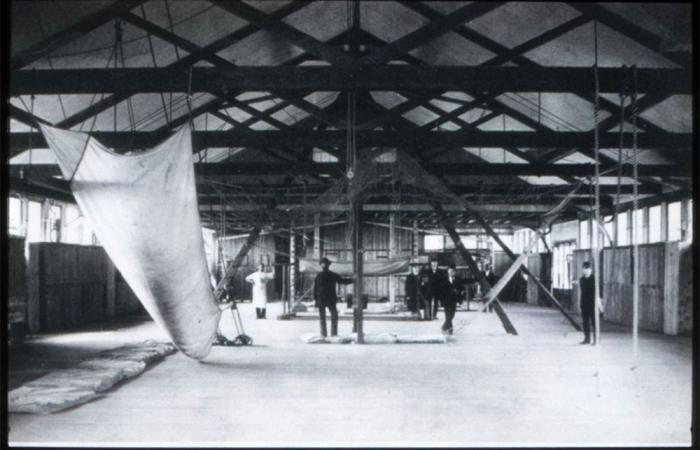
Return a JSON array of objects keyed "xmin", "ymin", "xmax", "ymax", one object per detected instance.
[
  {"xmin": 9, "ymin": 104, "xmax": 52, "ymax": 128},
  {"xmin": 358, "ymin": 2, "xmax": 504, "ymax": 66},
  {"xmin": 11, "ymin": 0, "xmax": 146, "ymax": 69},
  {"xmin": 210, "ymin": 0, "xmax": 355, "ymax": 67},
  {"xmin": 54, "ymin": 1, "xmax": 311, "ymax": 129},
  {"xmin": 566, "ymin": 2, "xmax": 690, "ymax": 68},
  {"xmin": 539, "ymin": 91, "xmax": 674, "ymax": 163},
  {"xmin": 402, "ymin": 1, "xmax": 669, "ymax": 136}
]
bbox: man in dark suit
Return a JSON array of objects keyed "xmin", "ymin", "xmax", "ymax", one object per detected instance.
[
  {"xmin": 579, "ymin": 261, "xmax": 596, "ymax": 345},
  {"xmin": 422, "ymin": 258, "xmax": 447, "ymax": 320},
  {"xmin": 442, "ymin": 264, "xmax": 471, "ymax": 334},
  {"xmin": 313, "ymin": 258, "xmax": 353, "ymax": 337},
  {"xmin": 404, "ymin": 264, "xmax": 422, "ymax": 317}
]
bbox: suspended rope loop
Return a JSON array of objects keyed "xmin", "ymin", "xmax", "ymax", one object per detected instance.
[
  {"xmin": 592, "ymin": 59, "xmax": 603, "ymax": 344},
  {"xmin": 631, "ymin": 64, "xmax": 640, "ymax": 357}
]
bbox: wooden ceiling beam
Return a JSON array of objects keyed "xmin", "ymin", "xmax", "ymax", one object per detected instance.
[
  {"xmin": 11, "ymin": 66, "xmax": 690, "ymax": 95},
  {"xmin": 12, "ymin": 162, "xmax": 689, "ymax": 178}
]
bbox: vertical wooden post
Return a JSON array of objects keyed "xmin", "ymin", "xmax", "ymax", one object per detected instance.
[
  {"xmin": 412, "ymin": 219, "xmax": 419, "ymax": 256},
  {"xmin": 352, "ymin": 201, "xmax": 364, "ymax": 343},
  {"xmin": 659, "ymin": 202, "xmax": 669, "ymax": 242},
  {"xmin": 625, "ymin": 210, "xmax": 633, "ymax": 245},
  {"xmin": 389, "ymin": 212, "xmax": 397, "ymax": 310},
  {"xmin": 680, "ymin": 198, "xmax": 689, "ymax": 241},
  {"xmin": 612, "ymin": 212, "xmax": 619, "ymax": 246},
  {"xmin": 313, "ymin": 213, "xmax": 321, "ymax": 260},
  {"xmin": 642, "ymin": 206, "xmax": 650, "ymax": 244},
  {"xmin": 289, "ymin": 220, "xmax": 296, "ymax": 310}
]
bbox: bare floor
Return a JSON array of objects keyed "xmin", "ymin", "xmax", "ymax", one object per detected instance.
[{"xmin": 8, "ymin": 302, "xmax": 693, "ymax": 447}]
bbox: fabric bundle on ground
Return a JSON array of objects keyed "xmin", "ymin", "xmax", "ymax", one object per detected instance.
[
  {"xmin": 8, "ymin": 341, "xmax": 175, "ymax": 414},
  {"xmin": 299, "ymin": 257, "xmax": 410, "ymax": 276},
  {"xmin": 300, "ymin": 333, "xmax": 447, "ymax": 344},
  {"xmin": 40, "ymin": 124, "xmax": 221, "ymax": 360}
]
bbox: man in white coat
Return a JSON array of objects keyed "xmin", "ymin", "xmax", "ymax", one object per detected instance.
[{"xmin": 245, "ymin": 263, "xmax": 275, "ymax": 319}]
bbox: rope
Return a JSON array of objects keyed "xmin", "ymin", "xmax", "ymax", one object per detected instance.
[
  {"xmin": 592, "ymin": 21, "xmax": 602, "ymax": 345},
  {"xmin": 631, "ymin": 65, "xmax": 640, "ymax": 357},
  {"xmin": 140, "ymin": 4, "xmax": 171, "ymax": 126}
]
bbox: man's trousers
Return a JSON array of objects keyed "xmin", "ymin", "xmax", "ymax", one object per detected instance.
[{"xmin": 319, "ymin": 302, "xmax": 339, "ymax": 337}]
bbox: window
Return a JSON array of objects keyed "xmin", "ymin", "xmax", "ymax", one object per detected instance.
[
  {"xmin": 617, "ymin": 212, "xmax": 629, "ymax": 246},
  {"xmin": 424, "ymin": 235, "xmax": 444, "ymax": 252},
  {"xmin": 27, "ymin": 201, "xmax": 43, "ymax": 242},
  {"xmin": 648, "ymin": 206, "xmax": 662, "ymax": 243},
  {"xmin": 495, "ymin": 234, "xmax": 513, "ymax": 251},
  {"xmin": 552, "ymin": 241, "xmax": 576, "ymax": 289},
  {"xmin": 9, "ymin": 197, "xmax": 23, "ymax": 236},
  {"xmin": 579, "ymin": 220, "xmax": 590, "ymax": 249},
  {"xmin": 668, "ymin": 201, "xmax": 682, "ymax": 241},
  {"xmin": 63, "ymin": 205, "xmax": 83, "ymax": 244},
  {"xmin": 460, "ymin": 235, "xmax": 477, "ymax": 249},
  {"xmin": 633, "ymin": 209, "xmax": 645, "ymax": 245},
  {"xmin": 603, "ymin": 216, "xmax": 614, "ymax": 247},
  {"xmin": 48, "ymin": 204, "xmax": 62, "ymax": 242}
]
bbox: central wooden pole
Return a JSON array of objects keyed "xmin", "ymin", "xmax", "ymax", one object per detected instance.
[{"xmin": 352, "ymin": 201, "xmax": 364, "ymax": 343}]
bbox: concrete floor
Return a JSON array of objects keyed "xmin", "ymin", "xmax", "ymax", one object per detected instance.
[{"xmin": 8, "ymin": 301, "xmax": 693, "ymax": 447}]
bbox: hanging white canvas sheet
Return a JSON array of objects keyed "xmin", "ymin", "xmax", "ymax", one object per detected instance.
[{"xmin": 40, "ymin": 124, "xmax": 221, "ymax": 360}]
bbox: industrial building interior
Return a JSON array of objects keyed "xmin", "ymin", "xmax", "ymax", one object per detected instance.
[{"xmin": 4, "ymin": 0, "xmax": 695, "ymax": 447}]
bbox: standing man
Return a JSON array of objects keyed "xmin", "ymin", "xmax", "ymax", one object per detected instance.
[
  {"xmin": 423, "ymin": 258, "xmax": 447, "ymax": 320},
  {"xmin": 404, "ymin": 264, "xmax": 422, "ymax": 318},
  {"xmin": 442, "ymin": 264, "xmax": 468, "ymax": 335},
  {"xmin": 579, "ymin": 261, "xmax": 596, "ymax": 345},
  {"xmin": 313, "ymin": 257, "xmax": 353, "ymax": 337},
  {"xmin": 245, "ymin": 263, "xmax": 275, "ymax": 319}
]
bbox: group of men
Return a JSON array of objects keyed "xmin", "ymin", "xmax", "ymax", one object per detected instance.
[
  {"xmin": 312, "ymin": 256, "xmax": 500, "ymax": 337},
  {"xmin": 404, "ymin": 258, "xmax": 497, "ymax": 334}
]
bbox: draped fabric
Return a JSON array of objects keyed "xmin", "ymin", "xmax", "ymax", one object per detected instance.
[
  {"xmin": 40, "ymin": 124, "xmax": 221, "ymax": 360},
  {"xmin": 298, "ymin": 257, "xmax": 410, "ymax": 276}
]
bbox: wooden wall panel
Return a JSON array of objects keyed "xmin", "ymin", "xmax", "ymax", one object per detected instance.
[
  {"xmin": 28, "ymin": 242, "xmax": 142, "ymax": 333},
  {"xmin": 677, "ymin": 243, "xmax": 693, "ymax": 335},
  {"xmin": 8, "ymin": 237, "xmax": 27, "ymax": 324}
]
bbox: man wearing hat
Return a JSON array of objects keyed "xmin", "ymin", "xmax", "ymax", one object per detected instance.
[
  {"xmin": 579, "ymin": 261, "xmax": 597, "ymax": 345},
  {"xmin": 313, "ymin": 257, "xmax": 354, "ymax": 337},
  {"xmin": 442, "ymin": 264, "xmax": 471, "ymax": 334},
  {"xmin": 420, "ymin": 257, "xmax": 447, "ymax": 320},
  {"xmin": 404, "ymin": 264, "xmax": 422, "ymax": 318}
]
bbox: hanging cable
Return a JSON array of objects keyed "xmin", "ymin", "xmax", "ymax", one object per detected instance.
[
  {"xmin": 592, "ymin": 20, "xmax": 602, "ymax": 345},
  {"xmin": 614, "ymin": 66, "xmax": 627, "ymax": 235},
  {"xmin": 631, "ymin": 65, "xmax": 640, "ymax": 358}
]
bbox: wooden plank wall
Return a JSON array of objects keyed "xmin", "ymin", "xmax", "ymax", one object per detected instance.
[
  {"xmin": 219, "ymin": 233, "xmax": 280, "ymax": 301},
  {"xmin": 570, "ymin": 249, "xmax": 593, "ymax": 315},
  {"xmin": 568, "ymin": 243, "xmax": 686, "ymax": 334},
  {"xmin": 8, "ymin": 236, "xmax": 27, "ymax": 322},
  {"xmin": 637, "ymin": 244, "xmax": 665, "ymax": 331},
  {"xmin": 26, "ymin": 243, "xmax": 142, "ymax": 333},
  {"xmin": 676, "ymin": 243, "xmax": 693, "ymax": 335},
  {"xmin": 602, "ymin": 247, "xmax": 632, "ymax": 325}
]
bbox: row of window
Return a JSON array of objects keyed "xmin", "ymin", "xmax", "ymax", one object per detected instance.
[
  {"xmin": 8, "ymin": 196, "xmax": 97, "ymax": 246},
  {"xmin": 579, "ymin": 200, "xmax": 693, "ymax": 249},
  {"xmin": 423, "ymin": 233, "xmax": 513, "ymax": 252}
]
